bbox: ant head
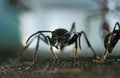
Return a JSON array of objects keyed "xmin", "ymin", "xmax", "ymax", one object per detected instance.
[{"xmin": 51, "ymin": 29, "xmax": 71, "ymax": 49}]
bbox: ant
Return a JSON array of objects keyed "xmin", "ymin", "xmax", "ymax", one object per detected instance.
[
  {"xmin": 96, "ymin": 22, "xmax": 120, "ymax": 63},
  {"xmin": 23, "ymin": 22, "xmax": 96, "ymax": 64},
  {"xmin": 86, "ymin": 0, "xmax": 120, "ymax": 40}
]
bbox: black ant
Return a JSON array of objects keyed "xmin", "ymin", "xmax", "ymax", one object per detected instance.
[
  {"xmin": 23, "ymin": 23, "xmax": 96, "ymax": 64},
  {"xmin": 96, "ymin": 22, "xmax": 120, "ymax": 63}
]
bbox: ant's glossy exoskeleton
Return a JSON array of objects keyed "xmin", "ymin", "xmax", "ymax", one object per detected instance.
[
  {"xmin": 96, "ymin": 22, "xmax": 120, "ymax": 63},
  {"xmin": 23, "ymin": 23, "xmax": 96, "ymax": 64}
]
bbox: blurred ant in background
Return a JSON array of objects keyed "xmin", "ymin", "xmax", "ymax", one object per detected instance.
[
  {"xmin": 8, "ymin": 0, "xmax": 30, "ymax": 11},
  {"xmin": 99, "ymin": 0, "xmax": 110, "ymax": 38},
  {"xmin": 96, "ymin": 22, "xmax": 120, "ymax": 63},
  {"xmin": 86, "ymin": 0, "xmax": 120, "ymax": 40},
  {"xmin": 22, "ymin": 23, "xmax": 96, "ymax": 64}
]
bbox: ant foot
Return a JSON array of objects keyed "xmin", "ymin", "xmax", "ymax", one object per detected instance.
[
  {"xmin": 24, "ymin": 60, "xmax": 35, "ymax": 65},
  {"xmin": 72, "ymin": 58, "xmax": 80, "ymax": 65},
  {"xmin": 53, "ymin": 59, "xmax": 60, "ymax": 64},
  {"xmin": 93, "ymin": 56, "xmax": 106, "ymax": 63}
]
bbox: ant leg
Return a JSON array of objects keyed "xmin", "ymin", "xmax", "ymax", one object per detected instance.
[
  {"xmin": 31, "ymin": 35, "xmax": 40, "ymax": 64},
  {"xmin": 26, "ymin": 31, "xmax": 51, "ymax": 44},
  {"xmin": 95, "ymin": 49, "xmax": 109, "ymax": 63},
  {"xmin": 72, "ymin": 40, "xmax": 79, "ymax": 63},
  {"xmin": 39, "ymin": 33, "xmax": 49, "ymax": 44},
  {"xmin": 20, "ymin": 31, "xmax": 51, "ymax": 64},
  {"xmin": 32, "ymin": 34, "xmax": 49, "ymax": 63},
  {"xmin": 102, "ymin": 49, "xmax": 109, "ymax": 60},
  {"xmin": 78, "ymin": 31, "xmax": 97, "ymax": 57},
  {"xmin": 68, "ymin": 34, "xmax": 79, "ymax": 63},
  {"xmin": 50, "ymin": 46, "xmax": 58, "ymax": 62},
  {"xmin": 20, "ymin": 35, "xmax": 40, "ymax": 65},
  {"xmin": 113, "ymin": 22, "xmax": 120, "ymax": 32},
  {"xmin": 70, "ymin": 22, "xmax": 76, "ymax": 33},
  {"xmin": 16, "ymin": 37, "xmax": 36, "ymax": 63},
  {"xmin": 47, "ymin": 36, "xmax": 58, "ymax": 63}
]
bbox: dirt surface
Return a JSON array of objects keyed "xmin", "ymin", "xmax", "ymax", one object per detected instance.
[{"xmin": 0, "ymin": 57, "xmax": 120, "ymax": 78}]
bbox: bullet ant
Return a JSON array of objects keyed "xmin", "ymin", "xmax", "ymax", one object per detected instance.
[{"xmin": 23, "ymin": 23, "xmax": 96, "ymax": 64}]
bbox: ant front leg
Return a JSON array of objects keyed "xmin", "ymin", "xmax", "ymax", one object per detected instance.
[
  {"xmin": 50, "ymin": 46, "xmax": 59, "ymax": 63},
  {"xmin": 72, "ymin": 40, "xmax": 79, "ymax": 63},
  {"xmin": 68, "ymin": 34, "xmax": 79, "ymax": 63},
  {"xmin": 47, "ymin": 36, "xmax": 59, "ymax": 63}
]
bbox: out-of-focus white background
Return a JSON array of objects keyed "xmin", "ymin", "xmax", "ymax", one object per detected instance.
[{"xmin": 0, "ymin": 0, "xmax": 120, "ymax": 61}]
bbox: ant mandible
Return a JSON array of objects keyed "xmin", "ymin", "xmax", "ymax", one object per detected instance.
[
  {"xmin": 96, "ymin": 22, "xmax": 120, "ymax": 63},
  {"xmin": 24, "ymin": 23, "xmax": 96, "ymax": 63}
]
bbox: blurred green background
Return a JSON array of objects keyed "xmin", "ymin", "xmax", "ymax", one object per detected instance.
[{"xmin": 0, "ymin": 0, "xmax": 22, "ymax": 62}]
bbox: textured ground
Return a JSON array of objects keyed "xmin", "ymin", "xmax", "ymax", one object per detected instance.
[{"xmin": 0, "ymin": 57, "xmax": 120, "ymax": 78}]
